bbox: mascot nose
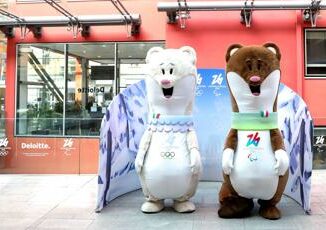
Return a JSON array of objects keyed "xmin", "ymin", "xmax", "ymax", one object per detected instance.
[
  {"xmin": 249, "ymin": 76, "xmax": 261, "ymax": 82},
  {"xmin": 161, "ymin": 80, "xmax": 171, "ymax": 85}
]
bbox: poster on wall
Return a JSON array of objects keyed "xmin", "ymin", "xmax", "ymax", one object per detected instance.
[
  {"xmin": 16, "ymin": 138, "xmax": 55, "ymax": 158},
  {"xmin": 0, "ymin": 137, "xmax": 11, "ymax": 170},
  {"xmin": 7, "ymin": 138, "xmax": 81, "ymax": 173},
  {"xmin": 97, "ymin": 69, "xmax": 313, "ymax": 213},
  {"xmin": 313, "ymin": 135, "xmax": 326, "ymax": 169}
]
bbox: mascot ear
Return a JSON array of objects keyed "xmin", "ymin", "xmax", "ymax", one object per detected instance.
[
  {"xmin": 180, "ymin": 46, "xmax": 197, "ymax": 65},
  {"xmin": 226, "ymin": 44, "xmax": 243, "ymax": 62},
  {"xmin": 146, "ymin": 47, "xmax": 164, "ymax": 64},
  {"xmin": 263, "ymin": 43, "xmax": 281, "ymax": 61}
]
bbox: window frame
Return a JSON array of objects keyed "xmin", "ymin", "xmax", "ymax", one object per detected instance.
[
  {"xmin": 305, "ymin": 28, "xmax": 326, "ymax": 79},
  {"xmin": 14, "ymin": 41, "xmax": 165, "ymax": 138}
]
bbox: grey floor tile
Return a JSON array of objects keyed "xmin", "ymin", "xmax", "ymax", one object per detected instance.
[
  {"xmin": 35, "ymin": 218, "xmax": 93, "ymax": 229},
  {"xmin": 0, "ymin": 172, "xmax": 325, "ymax": 229},
  {"xmin": 0, "ymin": 217, "xmax": 38, "ymax": 230}
]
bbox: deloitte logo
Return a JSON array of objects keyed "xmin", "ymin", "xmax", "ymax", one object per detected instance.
[
  {"xmin": 21, "ymin": 142, "xmax": 50, "ymax": 149},
  {"xmin": 0, "ymin": 138, "xmax": 11, "ymax": 157},
  {"xmin": 77, "ymin": 87, "xmax": 104, "ymax": 93}
]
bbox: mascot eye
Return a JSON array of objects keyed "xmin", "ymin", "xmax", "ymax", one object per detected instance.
[
  {"xmin": 257, "ymin": 60, "xmax": 262, "ymax": 70},
  {"xmin": 170, "ymin": 68, "xmax": 173, "ymax": 75},
  {"xmin": 162, "ymin": 69, "xmax": 165, "ymax": 75},
  {"xmin": 246, "ymin": 60, "xmax": 252, "ymax": 71}
]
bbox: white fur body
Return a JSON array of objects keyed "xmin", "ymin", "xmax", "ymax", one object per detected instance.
[
  {"xmin": 230, "ymin": 130, "xmax": 278, "ymax": 200},
  {"xmin": 135, "ymin": 47, "xmax": 201, "ymax": 211},
  {"xmin": 143, "ymin": 132, "xmax": 192, "ymax": 199}
]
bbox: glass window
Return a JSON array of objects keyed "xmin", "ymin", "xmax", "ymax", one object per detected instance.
[
  {"xmin": 118, "ymin": 42, "xmax": 164, "ymax": 91},
  {"xmin": 313, "ymin": 128, "xmax": 326, "ymax": 169},
  {"xmin": 16, "ymin": 44, "xmax": 65, "ymax": 136},
  {"xmin": 305, "ymin": 30, "xmax": 326, "ymax": 77},
  {"xmin": 16, "ymin": 41, "xmax": 164, "ymax": 137},
  {"xmin": 65, "ymin": 43, "xmax": 115, "ymax": 136}
]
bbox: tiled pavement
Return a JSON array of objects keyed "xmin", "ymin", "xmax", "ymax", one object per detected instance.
[{"xmin": 0, "ymin": 171, "xmax": 325, "ymax": 230}]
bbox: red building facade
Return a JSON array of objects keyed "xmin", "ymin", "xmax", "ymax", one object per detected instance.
[{"xmin": 0, "ymin": 0, "xmax": 325, "ymax": 173}]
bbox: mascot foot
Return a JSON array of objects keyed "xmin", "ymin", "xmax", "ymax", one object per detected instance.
[
  {"xmin": 141, "ymin": 200, "xmax": 164, "ymax": 214},
  {"xmin": 259, "ymin": 206, "xmax": 281, "ymax": 220},
  {"xmin": 173, "ymin": 200, "xmax": 196, "ymax": 213},
  {"xmin": 218, "ymin": 197, "xmax": 254, "ymax": 218}
]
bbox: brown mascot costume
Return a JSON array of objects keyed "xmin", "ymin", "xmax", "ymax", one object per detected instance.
[{"xmin": 218, "ymin": 43, "xmax": 290, "ymax": 220}]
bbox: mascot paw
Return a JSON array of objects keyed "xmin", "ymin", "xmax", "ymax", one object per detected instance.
[
  {"xmin": 259, "ymin": 206, "xmax": 281, "ymax": 220},
  {"xmin": 274, "ymin": 149, "xmax": 289, "ymax": 176},
  {"xmin": 141, "ymin": 200, "xmax": 164, "ymax": 213},
  {"xmin": 222, "ymin": 148, "xmax": 234, "ymax": 175},
  {"xmin": 173, "ymin": 200, "xmax": 195, "ymax": 213},
  {"xmin": 190, "ymin": 148, "xmax": 201, "ymax": 175}
]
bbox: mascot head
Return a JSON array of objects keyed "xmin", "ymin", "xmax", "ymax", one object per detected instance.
[
  {"xmin": 225, "ymin": 43, "xmax": 281, "ymax": 113},
  {"xmin": 145, "ymin": 46, "xmax": 197, "ymax": 116}
]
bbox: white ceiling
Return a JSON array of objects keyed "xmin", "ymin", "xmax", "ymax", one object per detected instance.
[{"xmin": 30, "ymin": 42, "xmax": 164, "ymax": 64}]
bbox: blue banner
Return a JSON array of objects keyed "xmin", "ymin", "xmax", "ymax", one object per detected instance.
[{"xmin": 96, "ymin": 69, "xmax": 312, "ymax": 214}]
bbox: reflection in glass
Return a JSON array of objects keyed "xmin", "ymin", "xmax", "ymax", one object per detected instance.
[
  {"xmin": 118, "ymin": 42, "xmax": 164, "ymax": 92},
  {"xmin": 306, "ymin": 31, "xmax": 326, "ymax": 76},
  {"xmin": 15, "ymin": 41, "xmax": 165, "ymax": 137},
  {"xmin": 65, "ymin": 43, "xmax": 115, "ymax": 136},
  {"xmin": 16, "ymin": 44, "xmax": 65, "ymax": 135}
]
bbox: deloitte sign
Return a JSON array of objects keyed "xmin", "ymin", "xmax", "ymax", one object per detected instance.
[
  {"xmin": 77, "ymin": 87, "xmax": 105, "ymax": 93},
  {"xmin": 21, "ymin": 142, "xmax": 50, "ymax": 149}
]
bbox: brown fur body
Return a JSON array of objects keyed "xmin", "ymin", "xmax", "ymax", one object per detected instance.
[{"xmin": 218, "ymin": 43, "xmax": 289, "ymax": 220}]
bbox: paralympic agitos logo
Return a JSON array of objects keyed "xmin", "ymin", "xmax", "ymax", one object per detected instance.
[{"xmin": 246, "ymin": 132, "xmax": 261, "ymax": 162}]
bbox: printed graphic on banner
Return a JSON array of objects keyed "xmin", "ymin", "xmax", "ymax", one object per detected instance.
[
  {"xmin": 19, "ymin": 140, "xmax": 51, "ymax": 157},
  {"xmin": 194, "ymin": 69, "xmax": 231, "ymax": 180},
  {"xmin": 0, "ymin": 137, "xmax": 10, "ymax": 157},
  {"xmin": 61, "ymin": 138, "xmax": 76, "ymax": 156},
  {"xmin": 315, "ymin": 135, "xmax": 325, "ymax": 145}
]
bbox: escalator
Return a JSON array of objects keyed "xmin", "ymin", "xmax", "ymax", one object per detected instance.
[{"xmin": 28, "ymin": 52, "xmax": 63, "ymax": 102}]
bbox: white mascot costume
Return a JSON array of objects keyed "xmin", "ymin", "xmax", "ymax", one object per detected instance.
[{"xmin": 135, "ymin": 46, "xmax": 202, "ymax": 213}]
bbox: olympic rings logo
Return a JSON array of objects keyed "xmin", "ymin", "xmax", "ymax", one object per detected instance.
[
  {"xmin": 160, "ymin": 151, "xmax": 175, "ymax": 159},
  {"xmin": 0, "ymin": 150, "xmax": 8, "ymax": 157}
]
